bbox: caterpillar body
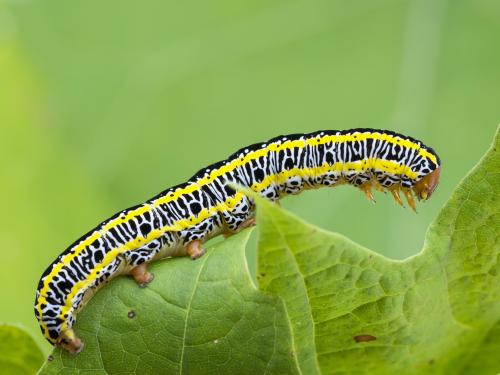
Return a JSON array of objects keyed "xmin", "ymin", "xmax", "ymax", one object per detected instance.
[{"xmin": 35, "ymin": 128, "xmax": 441, "ymax": 353}]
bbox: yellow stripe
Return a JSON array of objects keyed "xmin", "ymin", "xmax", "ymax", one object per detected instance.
[
  {"xmin": 46, "ymin": 133, "xmax": 430, "ymax": 286},
  {"xmin": 251, "ymin": 158, "xmax": 417, "ymax": 192},
  {"xmin": 38, "ymin": 131, "xmax": 431, "ymax": 338},
  {"xmin": 57, "ymin": 191, "xmax": 245, "ymax": 332},
  {"xmin": 50, "ymin": 157, "xmax": 415, "ymax": 337}
]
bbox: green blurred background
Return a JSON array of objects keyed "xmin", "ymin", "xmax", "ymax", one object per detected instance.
[{"xmin": 0, "ymin": 0, "xmax": 499, "ymax": 354}]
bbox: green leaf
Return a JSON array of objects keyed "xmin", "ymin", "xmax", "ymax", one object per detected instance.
[
  {"xmin": 460, "ymin": 319, "xmax": 500, "ymax": 374},
  {"xmin": 0, "ymin": 324, "xmax": 45, "ymax": 375},
  {"xmin": 38, "ymin": 231, "xmax": 299, "ymax": 375},
  {"xmin": 256, "ymin": 125, "xmax": 500, "ymax": 374},
  {"xmin": 39, "ymin": 126, "xmax": 499, "ymax": 374}
]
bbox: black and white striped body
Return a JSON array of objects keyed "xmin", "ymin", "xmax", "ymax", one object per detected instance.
[{"xmin": 35, "ymin": 129, "xmax": 441, "ymax": 350}]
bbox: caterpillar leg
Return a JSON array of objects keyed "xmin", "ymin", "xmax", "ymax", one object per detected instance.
[
  {"xmin": 223, "ymin": 217, "xmax": 256, "ymax": 238},
  {"xmin": 239, "ymin": 217, "xmax": 256, "ymax": 229},
  {"xmin": 59, "ymin": 328, "xmax": 84, "ymax": 354},
  {"xmin": 359, "ymin": 183, "xmax": 376, "ymax": 203},
  {"xmin": 388, "ymin": 186, "xmax": 417, "ymax": 212},
  {"xmin": 403, "ymin": 189, "xmax": 417, "ymax": 213},
  {"xmin": 372, "ymin": 180, "xmax": 385, "ymax": 193},
  {"xmin": 125, "ymin": 239, "xmax": 162, "ymax": 287},
  {"xmin": 130, "ymin": 262, "xmax": 154, "ymax": 288},
  {"xmin": 186, "ymin": 240, "xmax": 205, "ymax": 260},
  {"xmin": 389, "ymin": 186, "xmax": 404, "ymax": 207}
]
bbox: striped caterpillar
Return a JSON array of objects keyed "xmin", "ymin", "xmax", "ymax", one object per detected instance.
[{"xmin": 34, "ymin": 129, "xmax": 441, "ymax": 353}]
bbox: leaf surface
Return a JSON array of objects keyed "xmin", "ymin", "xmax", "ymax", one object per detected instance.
[
  {"xmin": 256, "ymin": 126, "xmax": 500, "ymax": 374},
  {"xmin": 0, "ymin": 324, "xmax": 45, "ymax": 375},
  {"xmin": 39, "ymin": 127, "xmax": 499, "ymax": 374},
  {"xmin": 38, "ymin": 232, "xmax": 299, "ymax": 375}
]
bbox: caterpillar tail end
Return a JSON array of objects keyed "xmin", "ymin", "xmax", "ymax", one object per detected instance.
[
  {"xmin": 130, "ymin": 262, "xmax": 155, "ymax": 288},
  {"xmin": 59, "ymin": 329, "xmax": 84, "ymax": 354}
]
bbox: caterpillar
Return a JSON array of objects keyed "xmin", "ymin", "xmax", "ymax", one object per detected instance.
[{"xmin": 34, "ymin": 128, "xmax": 441, "ymax": 353}]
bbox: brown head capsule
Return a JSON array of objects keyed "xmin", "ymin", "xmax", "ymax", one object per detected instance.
[{"xmin": 413, "ymin": 167, "xmax": 441, "ymax": 200}]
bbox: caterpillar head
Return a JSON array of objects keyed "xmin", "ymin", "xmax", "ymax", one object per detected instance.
[{"xmin": 413, "ymin": 166, "xmax": 441, "ymax": 200}]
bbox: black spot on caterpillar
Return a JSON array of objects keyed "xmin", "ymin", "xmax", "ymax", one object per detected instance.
[{"xmin": 34, "ymin": 128, "xmax": 441, "ymax": 353}]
